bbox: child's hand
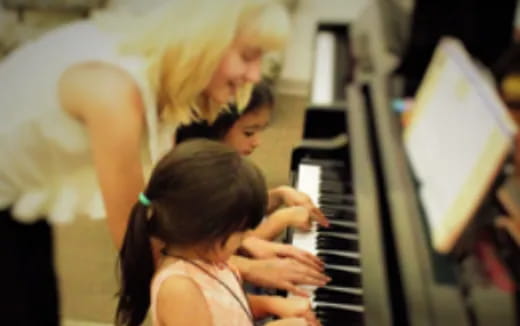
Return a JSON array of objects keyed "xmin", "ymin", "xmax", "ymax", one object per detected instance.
[
  {"xmin": 241, "ymin": 237, "xmax": 323, "ymax": 271},
  {"xmin": 272, "ymin": 297, "xmax": 321, "ymax": 326},
  {"xmin": 274, "ymin": 296, "xmax": 311, "ymax": 317},
  {"xmin": 275, "ymin": 186, "xmax": 329, "ymax": 227},
  {"xmin": 282, "ymin": 206, "xmax": 313, "ymax": 232},
  {"xmin": 266, "ymin": 317, "xmax": 314, "ymax": 326},
  {"xmin": 241, "ymin": 257, "xmax": 329, "ymax": 296}
]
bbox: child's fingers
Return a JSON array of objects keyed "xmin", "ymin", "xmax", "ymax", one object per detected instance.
[
  {"xmin": 283, "ymin": 260, "xmax": 330, "ymax": 286},
  {"xmin": 292, "ymin": 264, "xmax": 330, "ymax": 285},
  {"xmin": 266, "ymin": 317, "xmax": 307, "ymax": 326},
  {"xmin": 279, "ymin": 246, "xmax": 324, "ymax": 271},
  {"xmin": 283, "ymin": 281, "xmax": 310, "ymax": 297},
  {"xmin": 295, "ymin": 218, "xmax": 312, "ymax": 232},
  {"xmin": 289, "ymin": 206, "xmax": 312, "ymax": 231},
  {"xmin": 301, "ymin": 310, "xmax": 321, "ymax": 326},
  {"xmin": 310, "ymin": 207, "xmax": 329, "ymax": 227}
]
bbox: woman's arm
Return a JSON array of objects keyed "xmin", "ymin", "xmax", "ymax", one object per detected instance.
[
  {"xmin": 59, "ymin": 62, "xmax": 146, "ymax": 249},
  {"xmin": 157, "ymin": 276, "xmax": 213, "ymax": 326}
]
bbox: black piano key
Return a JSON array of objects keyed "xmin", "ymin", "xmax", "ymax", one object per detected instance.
[
  {"xmin": 321, "ymin": 318, "xmax": 364, "ymax": 326},
  {"xmin": 321, "ymin": 163, "xmax": 347, "ymax": 170},
  {"xmin": 316, "ymin": 305, "xmax": 364, "ymax": 324},
  {"xmin": 318, "ymin": 253, "xmax": 360, "ymax": 266},
  {"xmin": 318, "ymin": 232, "xmax": 358, "ymax": 239},
  {"xmin": 320, "ymin": 168, "xmax": 348, "ymax": 182},
  {"xmin": 319, "ymin": 194, "xmax": 355, "ymax": 206},
  {"xmin": 317, "ymin": 240, "xmax": 358, "ymax": 252},
  {"xmin": 320, "ymin": 180, "xmax": 352, "ymax": 194},
  {"xmin": 324, "ymin": 268, "xmax": 362, "ymax": 287},
  {"xmin": 320, "ymin": 203, "xmax": 355, "ymax": 213},
  {"xmin": 326, "ymin": 218, "xmax": 357, "ymax": 226},
  {"xmin": 317, "ymin": 238, "xmax": 357, "ymax": 251},
  {"xmin": 322, "ymin": 209, "xmax": 356, "ymax": 221},
  {"xmin": 315, "ymin": 287, "xmax": 363, "ymax": 305},
  {"xmin": 318, "ymin": 223, "xmax": 356, "ymax": 234},
  {"xmin": 317, "ymin": 236, "xmax": 359, "ymax": 251},
  {"xmin": 301, "ymin": 159, "xmax": 345, "ymax": 169}
]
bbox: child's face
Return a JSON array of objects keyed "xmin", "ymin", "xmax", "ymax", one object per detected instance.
[{"xmin": 223, "ymin": 106, "xmax": 271, "ymax": 156}]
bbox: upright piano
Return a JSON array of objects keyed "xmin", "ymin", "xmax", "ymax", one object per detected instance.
[{"xmin": 286, "ymin": 5, "xmax": 518, "ymax": 326}]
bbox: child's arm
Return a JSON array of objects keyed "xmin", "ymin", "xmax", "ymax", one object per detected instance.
[
  {"xmin": 156, "ymin": 275, "xmax": 212, "ymax": 326},
  {"xmin": 251, "ymin": 207, "xmax": 312, "ymax": 240},
  {"xmin": 248, "ymin": 295, "xmax": 320, "ymax": 326}
]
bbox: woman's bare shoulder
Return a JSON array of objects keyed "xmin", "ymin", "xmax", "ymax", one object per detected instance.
[{"xmin": 58, "ymin": 61, "xmax": 144, "ymax": 121}]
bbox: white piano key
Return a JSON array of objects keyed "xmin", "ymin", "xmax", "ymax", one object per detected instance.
[
  {"xmin": 289, "ymin": 164, "xmax": 322, "ymax": 299},
  {"xmin": 296, "ymin": 164, "xmax": 321, "ymax": 196},
  {"xmin": 293, "ymin": 164, "xmax": 322, "ymax": 255},
  {"xmin": 296, "ymin": 284, "xmax": 318, "ymax": 298},
  {"xmin": 322, "ymin": 285, "xmax": 363, "ymax": 295},
  {"xmin": 327, "ymin": 220, "xmax": 358, "ymax": 228},
  {"xmin": 313, "ymin": 302, "xmax": 365, "ymax": 313},
  {"xmin": 319, "ymin": 231, "xmax": 359, "ymax": 240},
  {"xmin": 317, "ymin": 250, "xmax": 360, "ymax": 259},
  {"xmin": 324, "ymin": 264, "xmax": 362, "ymax": 274},
  {"xmin": 291, "ymin": 224, "xmax": 318, "ymax": 255},
  {"xmin": 310, "ymin": 286, "xmax": 364, "ymax": 310}
]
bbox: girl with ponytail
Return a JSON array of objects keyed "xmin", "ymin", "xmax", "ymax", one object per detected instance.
[{"xmin": 116, "ymin": 139, "xmax": 320, "ymax": 326}]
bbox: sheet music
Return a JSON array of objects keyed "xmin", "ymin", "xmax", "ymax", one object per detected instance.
[{"xmin": 404, "ymin": 38, "xmax": 517, "ymax": 253}]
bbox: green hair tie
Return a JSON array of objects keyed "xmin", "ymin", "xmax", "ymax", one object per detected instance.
[{"xmin": 139, "ymin": 192, "xmax": 151, "ymax": 207}]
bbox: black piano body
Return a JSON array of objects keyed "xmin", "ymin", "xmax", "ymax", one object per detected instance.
[{"xmin": 287, "ymin": 8, "xmax": 518, "ymax": 325}]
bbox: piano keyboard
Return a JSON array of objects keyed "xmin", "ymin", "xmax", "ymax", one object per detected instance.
[{"xmin": 291, "ymin": 160, "xmax": 365, "ymax": 326}]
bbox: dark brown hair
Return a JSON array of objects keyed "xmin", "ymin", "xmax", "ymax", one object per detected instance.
[{"xmin": 116, "ymin": 139, "xmax": 267, "ymax": 326}]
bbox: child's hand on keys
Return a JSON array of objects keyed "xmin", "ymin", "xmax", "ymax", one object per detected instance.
[
  {"xmin": 241, "ymin": 237, "xmax": 324, "ymax": 271},
  {"xmin": 275, "ymin": 186, "xmax": 329, "ymax": 227},
  {"xmin": 266, "ymin": 317, "xmax": 311, "ymax": 326},
  {"xmin": 285, "ymin": 206, "xmax": 314, "ymax": 232},
  {"xmin": 272, "ymin": 297, "xmax": 321, "ymax": 326}
]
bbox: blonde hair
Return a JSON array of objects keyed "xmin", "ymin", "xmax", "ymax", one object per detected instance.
[{"xmin": 94, "ymin": 0, "xmax": 290, "ymax": 124}]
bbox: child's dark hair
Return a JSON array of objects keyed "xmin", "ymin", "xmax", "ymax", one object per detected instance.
[
  {"xmin": 176, "ymin": 80, "xmax": 275, "ymax": 142},
  {"xmin": 115, "ymin": 139, "xmax": 267, "ymax": 326}
]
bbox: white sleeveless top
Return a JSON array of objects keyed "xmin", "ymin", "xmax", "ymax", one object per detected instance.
[{"xmin": 0, "ymin": 21, "xmax": 176, "ymax": 224}]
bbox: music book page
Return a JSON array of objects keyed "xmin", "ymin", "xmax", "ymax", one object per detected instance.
[{"xmin": 403, "ymin": 38, "xmax": 517, "ymax": 253}]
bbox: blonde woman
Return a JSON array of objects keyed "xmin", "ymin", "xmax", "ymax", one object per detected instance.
[{"xmin": 0, "ymin": 1, "xmax": 293, "ymax": 324}]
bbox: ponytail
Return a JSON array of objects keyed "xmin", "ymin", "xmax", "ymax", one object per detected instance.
[{"xmin": 116, "ymin": 203, "xmax": 155, "ymax": 326}]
